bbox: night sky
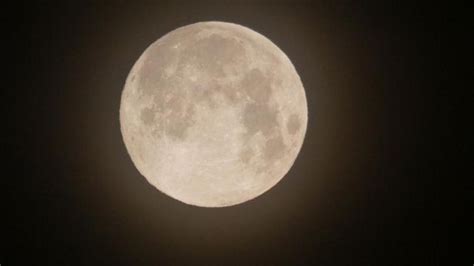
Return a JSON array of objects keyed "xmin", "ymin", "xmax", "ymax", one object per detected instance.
[{"xmin": 4, "ymin": 1, "xmax": 459, "ymax": 265}]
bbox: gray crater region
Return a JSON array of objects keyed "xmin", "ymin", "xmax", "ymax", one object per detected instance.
[{"xmin": 120, "ymin": 21, "xmax": 307, "ymax": 207}]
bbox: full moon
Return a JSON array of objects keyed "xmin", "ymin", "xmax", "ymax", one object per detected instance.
[{"xmin": 120, "ymin": 21, "xmax": 307, "ymax": 207}]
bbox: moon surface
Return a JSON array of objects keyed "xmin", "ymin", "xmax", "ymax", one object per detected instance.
[{"xmin": 120, "ymin": 21, "xmax": 307, "ymax": 207}]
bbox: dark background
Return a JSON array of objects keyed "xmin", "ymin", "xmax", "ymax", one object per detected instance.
[{"xmin": 3, "ymin": 1, "xmax": 461, "ymax": 265}]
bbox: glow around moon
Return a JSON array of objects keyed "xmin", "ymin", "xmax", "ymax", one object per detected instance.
[{"xmin": 120, "ymin": 21, "xmax": 307, "ymax": 207}]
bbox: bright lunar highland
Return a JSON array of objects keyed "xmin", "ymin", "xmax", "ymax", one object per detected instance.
[{"xmin": 120, "ymin": 21, "xmax": 307, "ymax": 207}]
